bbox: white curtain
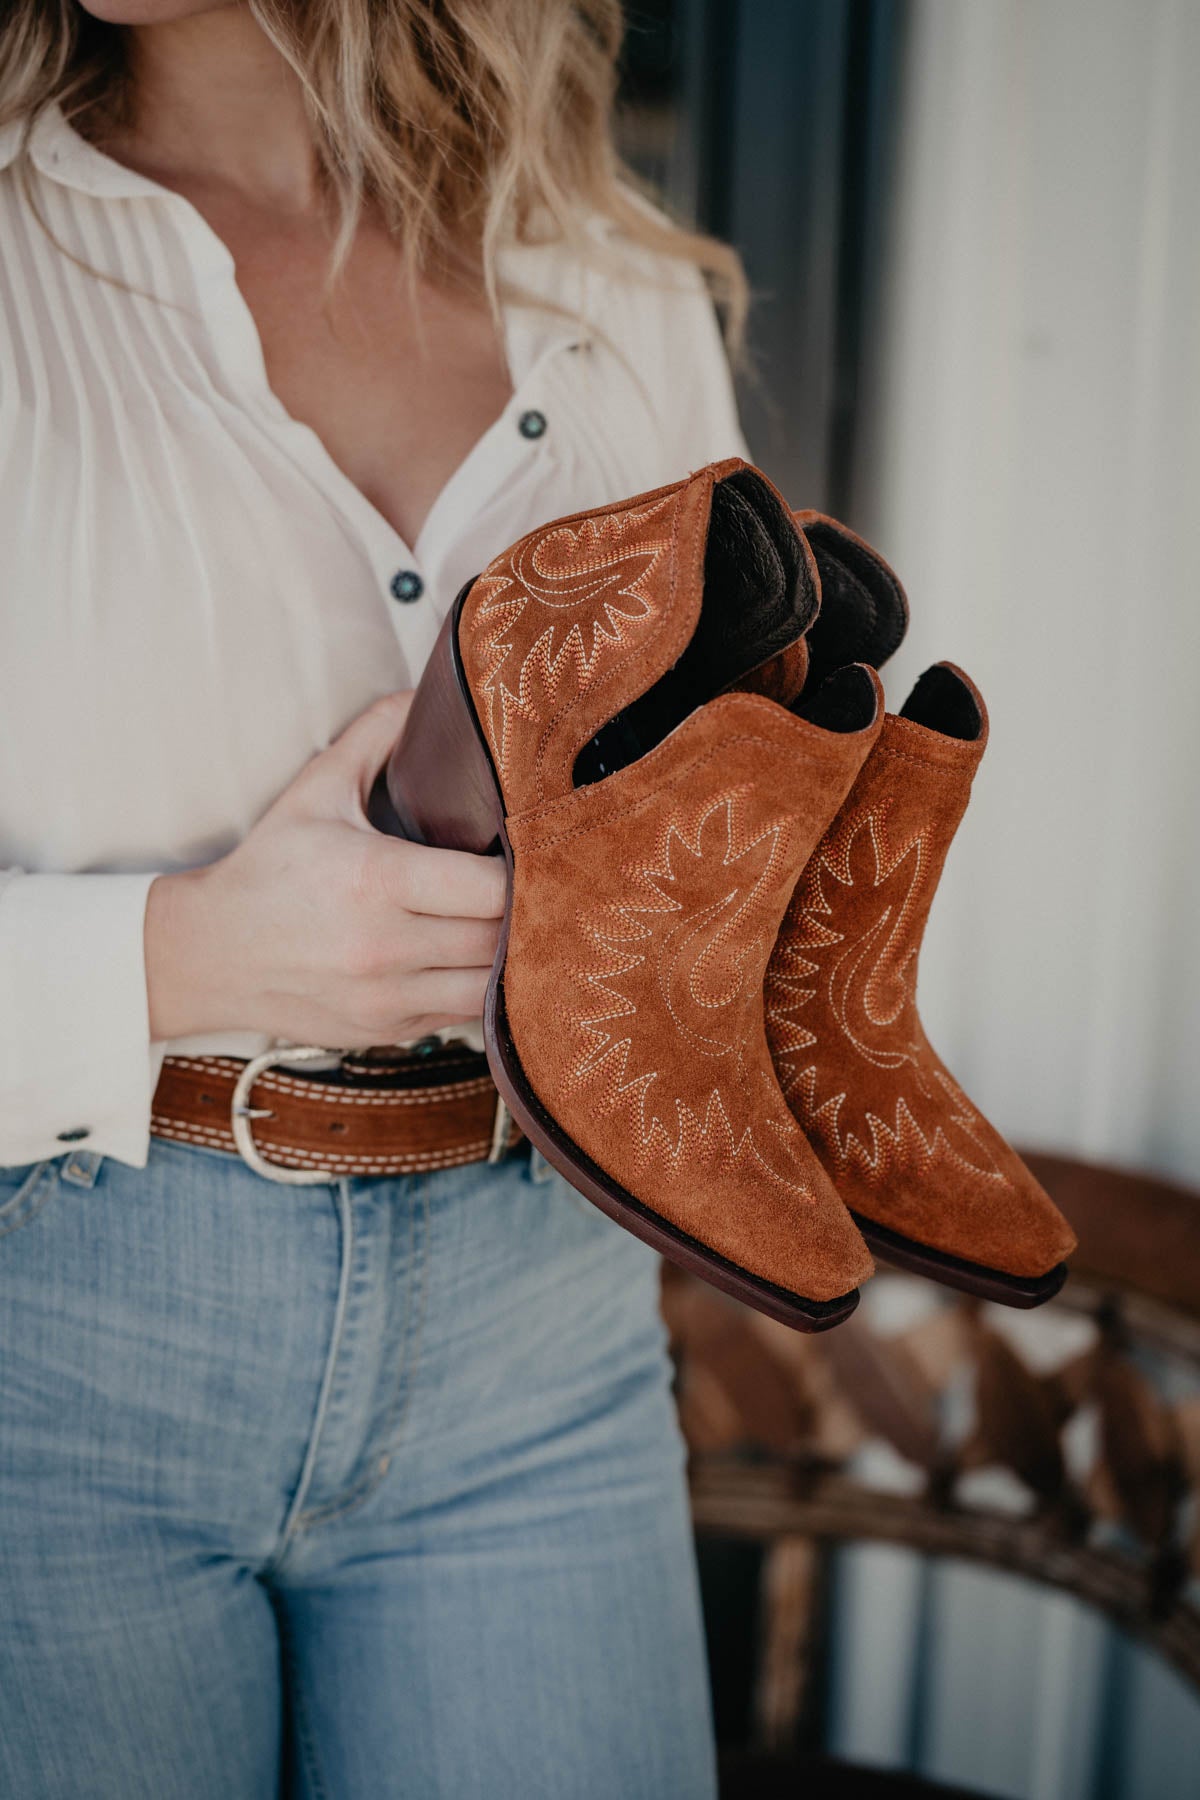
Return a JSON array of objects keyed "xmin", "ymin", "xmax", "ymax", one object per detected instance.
[
  {"xmin": 857, "ymin": 0, "xmax": 1200, "ymax": 1183},
  {"xmin": 827, "ymin": 3, "xmax": 1200, "ymax": 1792}
]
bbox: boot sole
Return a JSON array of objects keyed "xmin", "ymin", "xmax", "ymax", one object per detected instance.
[
  {"xmin": 851, "ymin": 1212, "xmax": 1068, "ymax": 1308},
  {"xmin": 387, "ymin": 582, "xmax": 861, "ymax": 1334}
]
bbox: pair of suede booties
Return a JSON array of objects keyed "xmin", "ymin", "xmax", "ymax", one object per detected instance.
[{"xmin": 380, "ymin": 460, "xmax": 1076, "ymax": 1332}]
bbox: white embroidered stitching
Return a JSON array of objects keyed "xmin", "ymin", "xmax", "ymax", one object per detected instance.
[
  {"xmin": 565, "ymin": 787, "xmax": 817, "ymax": 1201},
  {"xmin": 766, "ymin": 803, "xmax": 1005, "ymax": 1183},
  {"xmin": 467, "ymin": 495, "xmax": 677, "ymax": 773}
]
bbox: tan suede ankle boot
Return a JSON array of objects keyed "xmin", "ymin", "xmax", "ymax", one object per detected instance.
[
  {"xmin": 383, "ymin": 460, "xmax": 882, "ymax": 1329},
  {"xmin": 766, "ymin": 646, "xmax": 1077, "ymax": 1306}
]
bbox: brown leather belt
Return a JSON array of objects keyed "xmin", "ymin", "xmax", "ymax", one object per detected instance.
[{"xmin": 150, "ymin": 1041, "xmax": 522, "ymax": 1183}]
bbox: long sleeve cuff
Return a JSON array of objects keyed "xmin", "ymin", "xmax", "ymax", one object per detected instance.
[{"xmin": 0, "ymin": 871, "xmax": 164, "ymax": 1168}]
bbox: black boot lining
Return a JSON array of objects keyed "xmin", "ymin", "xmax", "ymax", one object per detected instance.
[
  {"xmin": 793, "ymin": 664, "xmax": 879, "ymax": 735},
  {"xmin": 899, "ymin": 665, "xmax": 982, "ymax": 741},
  {"xmin": 803, "ymin": 519, "xmax": 908, "ymax": 689}
]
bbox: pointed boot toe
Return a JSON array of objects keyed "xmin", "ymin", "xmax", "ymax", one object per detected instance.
[
  {"xmin": 846, "ymin": 1119, "xmax": 1078, "ymax": 1306},
  {"xmin": 766, "ymin": 655, "xmax": 1076, "ymax": 1308},
  {"xmin": 384, "ymin": 461, "xmax": 882, "ymax": 1330}
]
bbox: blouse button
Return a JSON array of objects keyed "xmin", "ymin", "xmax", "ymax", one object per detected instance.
[
  {"xmin": 56, "ymin": 1126, "xmax": 91, "ymax": 1143},
  {"xmin": 389, "ymin": 569, "xmax": 424, "ymax": 603},
  {"xmin": 517, "ymin": 409, "xmax": 548, "ymax": 440}
]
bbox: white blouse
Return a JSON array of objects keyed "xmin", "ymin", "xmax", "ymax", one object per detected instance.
[{"xmin": 0, "ymin": 103, "xmax": 750, "ymax": 1168}]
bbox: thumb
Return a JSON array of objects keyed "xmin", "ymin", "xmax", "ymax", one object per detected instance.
[{"xmin": 296, "ymin": 690, "xmax": 414, "ymax": 817}]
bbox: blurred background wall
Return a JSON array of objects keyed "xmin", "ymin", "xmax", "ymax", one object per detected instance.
[
  {"xmin": 861, "ymin": 0, "xmax": 1200, "ymax": 1190},
  {"xmin": 623, "ymin": 0, "xmax": 1200, "ymax": 1185},
  {"xmin": 619, "ymin": 2, "xmax": 1200, "ymax": 1792}
]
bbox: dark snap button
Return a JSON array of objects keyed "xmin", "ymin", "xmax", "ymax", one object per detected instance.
[
  {"xmin": 56, "ymin": 1126, "xmax": 91, "ymax": 1143},
  {"xmin": 518, "ymin": 409, "xmax": 548, "ymax": 440},
  {"xmin": 389, "ymin": 569, "xmax": 424, "ymax": 603}
]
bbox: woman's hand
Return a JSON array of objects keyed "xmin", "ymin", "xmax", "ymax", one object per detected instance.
[{"xmin": 144, "ymin": 691, "xmax": 505, "ymax": 1046}]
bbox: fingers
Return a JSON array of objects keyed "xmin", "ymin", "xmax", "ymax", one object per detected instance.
[
  {"xmin": 405, "ymin": 913, "xmax": 502, "ymax": 969},
  {"xmin": 400, "ymin": 966, "xmax": 494, "ymax": 1019},
  {"xmin": 299, "ymin": 690, "xmax": 414, "ymax": 813},
  {"xmin": 341, "ymin": 966, "xmax": 493, "ymax": 1041},
  {"xmin": 374, "ymin": 837, "xmax": 507, "ymax": 920}
]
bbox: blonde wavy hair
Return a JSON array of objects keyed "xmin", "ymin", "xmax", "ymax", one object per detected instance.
[{"xmin": 0, "ymin": 0, "xmax": 746, "ymax": 344}]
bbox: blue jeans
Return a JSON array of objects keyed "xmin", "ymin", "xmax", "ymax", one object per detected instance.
[{"xmin": 0, "ymin": 1136, "xmax": 716, "ymax": 1799}]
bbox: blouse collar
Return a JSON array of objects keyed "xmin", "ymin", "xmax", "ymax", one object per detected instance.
[
  {"xmin": 0, "ymin": 103, "xmax": 602, "ymax": 365},
  {"xmin": 0, "ymin": 102, "xmax": 171, "ymax": 199}
]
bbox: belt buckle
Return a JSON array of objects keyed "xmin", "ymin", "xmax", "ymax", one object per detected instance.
[
  {"xmin": 486, "ymin": 1091, "xmax": 513, "ymax": 1165},
  {"xmin": 231, "ymin": 1045, "xmax": 344, "ymax": 1185}
]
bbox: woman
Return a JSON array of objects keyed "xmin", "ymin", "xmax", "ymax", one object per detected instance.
[{"xmin": 0, "ymin": 2, "xmax": 750, "ymax": 1796}]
